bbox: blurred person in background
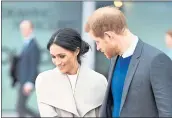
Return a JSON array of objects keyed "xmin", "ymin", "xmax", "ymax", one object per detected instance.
[
  {"xmin": 165, "ymin": 30, "xmax": 172, "ymax": 59},
  {"xmin": 85, "ymin": 6, "xmax": 172, "ymax": 117},
  {"xmin": 35, "ymin": 28, "xmax": 107, "ymax": 117},
  {"xmin": 16, "ymin": 20, "xmax": 40, "ymax": 117}
]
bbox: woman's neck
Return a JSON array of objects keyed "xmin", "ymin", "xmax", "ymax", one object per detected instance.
[{"xmin": 67, "ymin": 62, "xmax": 80, "ymax": 75}]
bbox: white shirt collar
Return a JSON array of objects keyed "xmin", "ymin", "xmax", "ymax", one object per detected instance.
[
  {"xmin": 23, "ymin": 34, "xmax": 35, "ymax": 45},
  {"xmin": 122, "ymin": 36, "xmax": 139, "ymax": 58}
]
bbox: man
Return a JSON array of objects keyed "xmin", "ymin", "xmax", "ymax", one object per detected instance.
[
  {"xmin": 16, "ymin": 20, "xmax": 40, "ymax": 117},
  {"xmin": 165, "ymin": 30, "xmax": 172, "ymax": 59},
  {"xmin": 85, "ymin": 6, "xmax": 172, "ymax": 117}
]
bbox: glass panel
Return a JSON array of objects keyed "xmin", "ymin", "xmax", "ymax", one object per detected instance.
[{"xmin": 2, "ymin": 1, "xmax": 82, "ymax": 111}]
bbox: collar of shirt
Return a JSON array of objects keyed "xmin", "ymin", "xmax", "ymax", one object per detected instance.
[
  {"xmin": 23, "ymin": 34, "xmax": 35, "ymax": 45},
  {"xmin": 122, "ymin": 35, "xmax": 139, "ymax": 58}
]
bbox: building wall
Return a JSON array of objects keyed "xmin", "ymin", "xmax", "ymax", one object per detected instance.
[
  {"xmin": 2, "ymin": 1, "xmax": 82, "ymax": 111},
  {"xmin": 123, "ymin": 2, "xmax": 172, "ymax": 57}
]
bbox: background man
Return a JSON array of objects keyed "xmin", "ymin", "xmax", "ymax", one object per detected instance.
[{"xmin": 16, "ymin": 20, "xmax": 40, "ymax": 117}]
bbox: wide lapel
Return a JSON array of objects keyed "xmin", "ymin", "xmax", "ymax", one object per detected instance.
[
  {"xmin": 106, "ymin": 56, "xmax": 118, "ymax": 100},
  {"xmin": 99, "ymin": 56, "xmax": 117, "ymax": 117},
  {"xmin": 108, "ymin": 56, "xmax": 118, "ymax": 81},
  {"xmin": 37, "ymin": 68, "xmax": 79, "ymax": 116},
  {"xmin": 74, "ymin": 65, "xmax": 108, "ymax": 117},
  {"xmin": 120, "ymin": 40, "xmax": 144, "ymax": 113},
  {"xmin": 20, "ymin": 39, "xmax": 33, "ymax": 56}
]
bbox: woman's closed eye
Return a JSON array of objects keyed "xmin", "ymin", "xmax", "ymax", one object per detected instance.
[
  {"xmin": 59, "ymin": 54, "xmax": 66, "ymax": 59},
  {"xmin": 51, "ymin": 55, "xmax": 56, "ymax": 58},
  {"xmin": 51, "ymin": 53, "xmax": 66, "ymax": 59}
]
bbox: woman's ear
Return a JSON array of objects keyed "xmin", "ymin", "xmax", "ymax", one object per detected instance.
[{"xmin": 75, "ymin": 47, "xmax": 80, "ymax": 56}]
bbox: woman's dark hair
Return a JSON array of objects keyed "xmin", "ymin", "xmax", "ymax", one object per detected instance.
[{"xmin": 47, "ymin": 28, "xmax": 90, "ymax": 64}]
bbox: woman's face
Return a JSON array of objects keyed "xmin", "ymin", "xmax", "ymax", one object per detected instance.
[{"xmin": 49, "ymin": 44, "xmax": 79, "ymax": 74}]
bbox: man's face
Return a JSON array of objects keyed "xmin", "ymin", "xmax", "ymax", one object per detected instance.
[
  {"xmin": 89, "ymin": 31, "xmax": 120, "ymax": 59},
  {"xmin": 20, "ymin": 22, "xmax": 32, "ymax": 38},
  {"xmin": 165, "ymin": 34, "xmax": 172, "ymax": 48}
]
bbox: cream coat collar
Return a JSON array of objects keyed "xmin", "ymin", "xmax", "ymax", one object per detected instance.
[{"xmin": 36, "ymin": 65, "xmax": 107, "ymax": 117}]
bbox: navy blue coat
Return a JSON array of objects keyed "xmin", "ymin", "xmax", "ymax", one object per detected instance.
[{"xmin": 17, "ymin": 39, "xmax": 40, "ymax": 85}]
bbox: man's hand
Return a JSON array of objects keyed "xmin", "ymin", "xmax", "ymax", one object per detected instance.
[{"xmin": 23, "ymin": 82, "xmax": 34, "ymax": 96}]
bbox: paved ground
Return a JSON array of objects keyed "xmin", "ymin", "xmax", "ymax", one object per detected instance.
[
  {"xmin": 2, "ymin": 112, "xmax": 32, "ymax": 117},
  {"xmin": 2, "ymin": 112, "xmax": 18, "ymax": 117}
]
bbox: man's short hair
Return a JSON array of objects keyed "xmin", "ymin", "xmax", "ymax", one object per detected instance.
[
  {"xmin": 167, "ymin": 30, "xmax": 172, "ymax": 38},
  {"xmin": 85, "ymin": 6, "xmax": 127, "ymax": 38},
  {"xmin": 20, "ymin": 20, "xmax": 34, "ymax": 29}
]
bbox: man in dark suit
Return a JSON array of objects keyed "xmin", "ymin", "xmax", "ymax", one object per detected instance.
[
  {"xmin": 16, "ymin": 20, "xmax": 40, "ymax": 117},
  {"xmin": 85, "ymin": 6, "xmax": 172, "ymax": 117}
]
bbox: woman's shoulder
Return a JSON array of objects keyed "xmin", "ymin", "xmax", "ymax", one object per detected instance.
[
  {"xmin": 35, "ymin": 68, "xmax": 60, "ymax": 87},
  {"xmin": 37, "ymin": 67, "xmax": 61, "ymax": 77},
  {"xmin": 36, "ymin": 69, "xmax": 54, "ymax": 79},
  {"xmin": 84, "ymin": 66, "xmax": 105, "ymax": 77},
  {"xmin": 82, "ymin": 65, "xmax": 107, "ymax": 82}
]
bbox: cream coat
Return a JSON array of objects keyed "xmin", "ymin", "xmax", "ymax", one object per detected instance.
[{"xmin": 35, "ymin": 65, "xmax": 107, "ymax": 117}]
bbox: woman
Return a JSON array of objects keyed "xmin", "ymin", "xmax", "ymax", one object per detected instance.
[{"xmin": 35, "ymin": 28, "xmax": 107, "ymax": 117}]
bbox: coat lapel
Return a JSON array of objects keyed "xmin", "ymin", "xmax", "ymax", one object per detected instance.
[
  {"xmin": 74, "ymin": 65, "xmax": 107, "ymax": 117},
  {"xmin": 99, "ymin": 56, "xmax": 117, "ymax": 117},
  {"xmin": 106, "ymin": 56, "xmax": 118, "ymax": 102},
  {"xmin": 109, "ymin": 56, "xmax": 118, "ymax": 82},
  {"xmin": 119, "ymin": 40, "xmax": 144, "ymax": 113},
  {"xmin": 36, "ymin": 68, "xmax": 79, "ymax": 116},
  {"xmin": 37, "ymin": 65, "xmax": 107, "ymax": 117},
  {"xmin": 20, "ymin": 39, "xmax": 34, "ymax": 56}
]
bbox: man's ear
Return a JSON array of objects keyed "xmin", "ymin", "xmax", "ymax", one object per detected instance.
[{"xmin": 104, "ymin": 31, "xmax": 114, "ymax": 40}]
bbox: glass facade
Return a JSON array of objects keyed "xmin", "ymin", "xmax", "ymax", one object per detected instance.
[
  {"xmin": 2, "ymin": 1, "xmax": 83, "ymax": 111},
  {"xmin": 2, "ymin": 1, "xmax": 113, "ymax": 112}
]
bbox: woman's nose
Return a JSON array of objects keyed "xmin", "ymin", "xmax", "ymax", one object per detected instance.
[{"xmin": 55, "ymin": 59, "xmax": 62, "ymax": 66}]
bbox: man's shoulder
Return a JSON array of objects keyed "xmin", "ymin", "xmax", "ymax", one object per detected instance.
[
  {"xmin": 141, "ymin": 41, "xmax": 165, "ymax": 58},
  {"xmin": 82, "ymin": 65, "xmax": 106, "ymax": 78},
  {"xmin": 29, "ymin": 39, "xmax": 40, "ymax": 51},
  {"xmin": 136, "ymin": 41, "xmax": 172, "ymax": 67}
]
